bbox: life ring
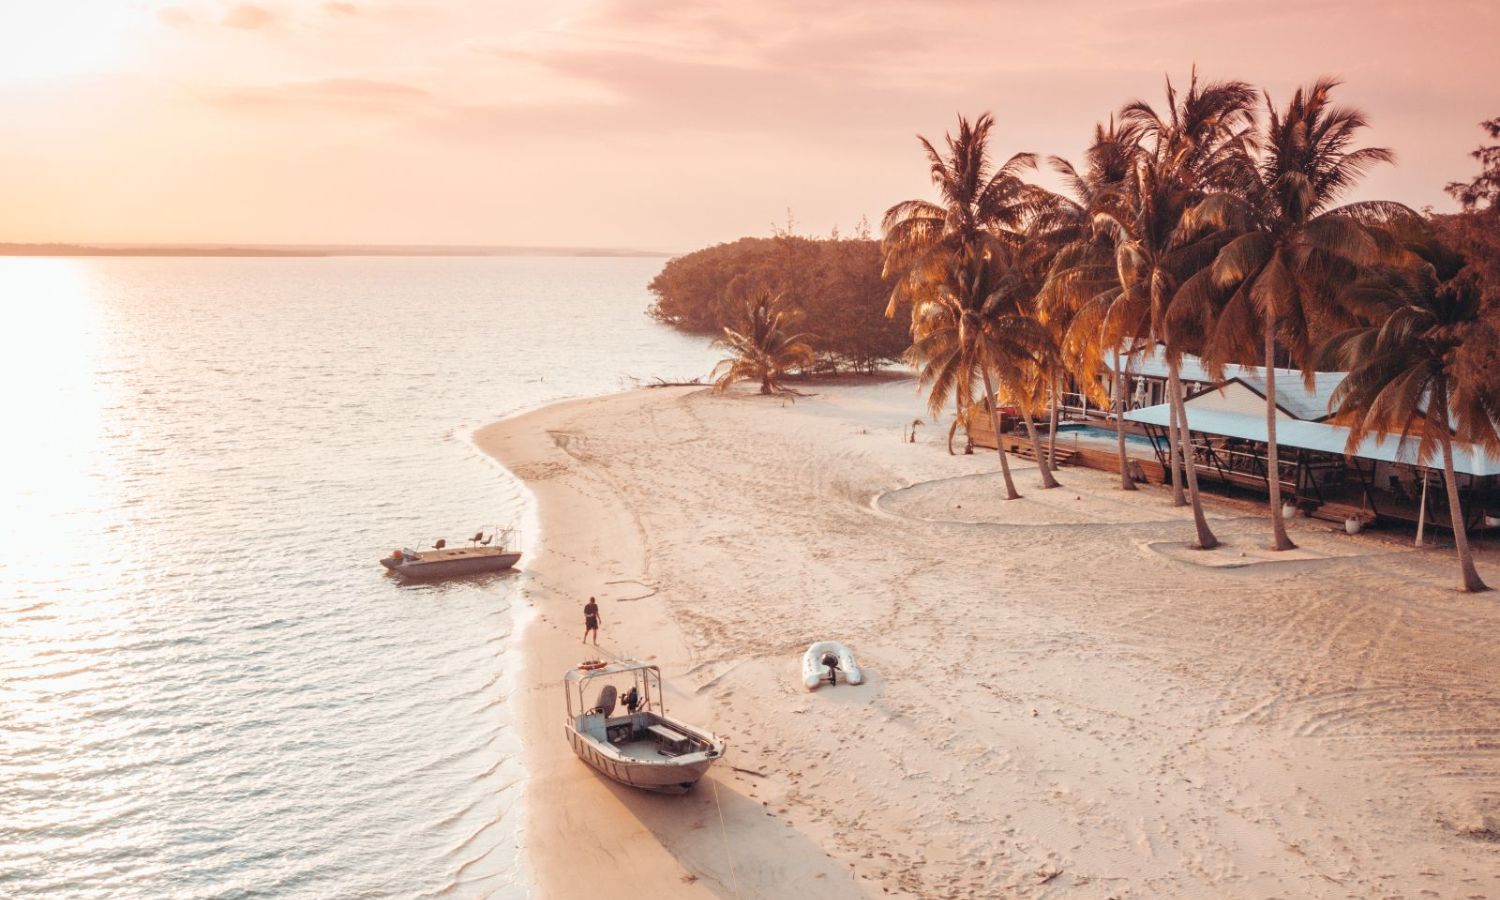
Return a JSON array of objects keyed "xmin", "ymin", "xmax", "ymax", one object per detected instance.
[{"xmin": 577, "ymin": 660, "xmax": 607, "ymax": 671}]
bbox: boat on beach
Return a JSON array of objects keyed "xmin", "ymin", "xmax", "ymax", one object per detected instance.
[
  {"xmin": 564, "ymin": 659, "xmax": 726, "ymax": 793},
  {"xmin": 380, "ymin": 530, "xmax": 521, "ymax": 579},
  {"xmin": 802, "ymin": 640, "xmax": 862, "ymax": 690}
]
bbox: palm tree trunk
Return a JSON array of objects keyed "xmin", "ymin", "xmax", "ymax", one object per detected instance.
[
  {"xmin": 1046, "ymin": 374, "xmax": 1061, "ymax": 469},
  {"xmin": 1166, "ymin": 368, "xmax": 1187, "ymax": 507},
  {"xmin": 948, "ymin": 393, "xmax": 963, "ymax": 456},
  {"xmin": 1170, "ymin": 365, "xmax": 1218, "ymax": 549},
  {"xmin": 981, "ymin": 367, "xmax": 1021, "ymax": 500},
  {"xmin": 1023, "ymin": 412, "xmax": 1061, "ymax": 489},
  {"xmin": 1436, "ymin": 384, "xmax": 1489, "ymax": 592},
  {"xmin": 1263, "ymin": 317, "xmax": 1296, "ymax": 550},
  {"xmin": 1113, "ymin": 348, "xmax": 1137, "ymax": 491}
]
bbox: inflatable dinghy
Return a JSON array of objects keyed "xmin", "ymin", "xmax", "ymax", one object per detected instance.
[{"xmin": 802, "ymin": 641, "xmax": 862, "ymax": 690}]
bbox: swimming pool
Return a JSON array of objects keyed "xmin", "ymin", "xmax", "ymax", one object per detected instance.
[{"xmin": 1056, "ymin": 423, "xmax": 1160, "ymax": 449}]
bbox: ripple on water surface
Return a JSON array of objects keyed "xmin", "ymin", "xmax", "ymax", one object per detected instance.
[{"xmin": 0, "ymin": 255, "xmax": 719, "ymax": 897}]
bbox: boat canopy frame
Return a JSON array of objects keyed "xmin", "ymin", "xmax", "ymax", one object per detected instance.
[{"xmin": 564, "ymin": 660, "xmax": 664, "ymax": 720}]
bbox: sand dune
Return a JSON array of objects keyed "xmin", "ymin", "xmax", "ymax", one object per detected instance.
[{"xmin": 475, "ymin": 378, "xmax": 1500, "ymax": 899}]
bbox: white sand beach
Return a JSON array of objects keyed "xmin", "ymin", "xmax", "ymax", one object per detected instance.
[{"xmin": 475, "ymin": 378, "xmax": 1500, "ymax": 899}]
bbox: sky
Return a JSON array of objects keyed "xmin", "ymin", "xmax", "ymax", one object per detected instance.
[{"xmin": 0, "ymin": 0, "xmax": 1496, "ymax": 252}]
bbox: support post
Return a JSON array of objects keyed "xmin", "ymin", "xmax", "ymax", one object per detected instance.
[{"xmin": 1416, "ymin": 467, "xmax": 1430, "ymax": 548}]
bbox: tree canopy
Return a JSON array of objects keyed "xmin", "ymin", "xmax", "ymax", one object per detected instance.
[{"xmin": 648, "ymin": 236, "xmax": 908, "ymax": 372}]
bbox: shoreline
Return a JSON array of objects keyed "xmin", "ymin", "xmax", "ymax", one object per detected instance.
[
  {"xmin": 477, "ymin": 379, "xmax": 1500, "ymax": 898},
  {"xmin": 475, "ymin": 387, "xmax": 808, "ymax": 897}
]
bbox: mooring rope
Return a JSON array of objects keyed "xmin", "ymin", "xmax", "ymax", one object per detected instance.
[{"xmin": 710, "ymin": 776, "xmax": 742, "ymax": 899}]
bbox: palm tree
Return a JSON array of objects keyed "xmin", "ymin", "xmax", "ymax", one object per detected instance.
[
  {"xmin": 1052, "ymin": 241, "xmax": 1153, "ymax": 492},
  {"xmin": 985, "ymin": 225, "xmax": 1064, "ymax": 488},
  {"xmin": 710, "ymin": 292, "xmax": 817, "ymax": 395},
  {"xmin": 904, "ymin": 275, "xmax": 985, "ymax": 461},
  {"xmin": 908, "ymin": 241, "xmax": 1055, "ymax": 499},
  {"xmin": 1081, "ymin": 71, "xmax": 1258, "ymax": 548},
  {"xmin": 1043, "ymin": 118, "xmax": 1147, "ymax": 490},
  {"xmin": 883, "ymin": 112, "xmax": 1058, "ymax": 484},
  {"xmin": 882, "ymin": 113, "xmax": 1041, "ymax": 316},
  {"xmin": 1317, "ymin": 228, "xmax": 1499, "ymax": 592},
  {"xmin": 1183, "ymin": 78, "xmax": 1404, "ymax": 551}
]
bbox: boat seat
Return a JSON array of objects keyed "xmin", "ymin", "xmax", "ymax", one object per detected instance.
[
  {"xmin": 579, "ymin": 712, "xmax": 608, "ymax": 741},
  {"xmin": 588, "ymin": 684, "xmax": 617, "ymax": 717}
]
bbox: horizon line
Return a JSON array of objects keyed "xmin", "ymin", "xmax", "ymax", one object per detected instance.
[{"xmin": 0, "ymin": 241, "xmax": 679, "ymax": 259}]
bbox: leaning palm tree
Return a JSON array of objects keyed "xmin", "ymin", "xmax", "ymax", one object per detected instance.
[
  {"xmin": 969, "ymin": 220, "xmax": 1065, "ymax": 488},
  {"xmin": 710, "ymin": 292, "xmax": 817, "ymax": 395},
  {"xmin": 1184, "ymin": 78, "xmax": 1406, "ymax": 551},
  {"xmin": 1052, "ymin": 239, "xmax": 1153, "ymax": 491},
  {"xmin": 1317, "ymin": 229, "xmax": 1499, "ymax": 592},
  {"xmin": 1043, "ymin": 117, "xmax": 1148, "ymax": 490},
  {"xmin": 908, "ymin": 241, "xmax": 1054, "ymax": 498},
  {"xmin": 1077, "ymin": 73, "xmax": 1257, "ymax": 548},
  {"xmin": 905, "ymin": 275, "xmax": 983, "ymax": 458},
  {"xmin": 883, "ymin": 112, "xmax": 1052, "ymax": 468},
  {"xmin": 882, "ymin": 113, "xmax": 1042, "ymax": 316}
]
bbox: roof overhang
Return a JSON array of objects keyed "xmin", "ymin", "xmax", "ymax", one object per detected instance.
[{"xmin": 1124, "ymin": 403, "xmax": 1500, "ymax": 477}]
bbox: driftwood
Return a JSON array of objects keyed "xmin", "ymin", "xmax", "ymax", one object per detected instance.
[{"xmin": 730, "ymin": 765, "xmax": 768, "ymax": 778}]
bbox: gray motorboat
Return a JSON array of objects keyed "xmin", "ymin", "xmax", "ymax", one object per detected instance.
[
  {"xmin": 380, "ymin": 531, "xmax": 520, "ymax": 579},
  {"xmin": 564, "ymin": 659, "xmax": 726, "ymax": 793}
]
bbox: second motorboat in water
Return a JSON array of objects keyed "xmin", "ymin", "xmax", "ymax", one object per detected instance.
[{"xmin": 380, "ymin": 530, "xmax": 521, "ymax": 579}]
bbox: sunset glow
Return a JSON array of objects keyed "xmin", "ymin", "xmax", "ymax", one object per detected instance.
[
  {"xmin": 0, "ymin": 1, "xmax": 1496, "ymax": 250},
  {"xmin": 0, "ymin": 3, "xmax": 137, "ymax": 83}
]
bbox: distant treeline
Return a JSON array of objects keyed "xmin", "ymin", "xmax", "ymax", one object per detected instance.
[{"xmin": 647, "ymin": 236, "xmax": 908, "ymax": 372}]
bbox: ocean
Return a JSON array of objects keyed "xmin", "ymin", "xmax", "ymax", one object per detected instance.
[{"xmin": 0, "ymin": 255, "xmax": 720, "ymax": 897}]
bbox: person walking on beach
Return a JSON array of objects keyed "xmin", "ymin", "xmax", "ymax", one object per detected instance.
[{"xmin": 582, "ymin": 597, "xmax": 601, "ymax": 646}]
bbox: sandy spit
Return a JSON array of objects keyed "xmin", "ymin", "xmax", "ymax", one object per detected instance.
[{"xmin": 475, "ymin": 379, "xmax": 1500, "ymax": 899}]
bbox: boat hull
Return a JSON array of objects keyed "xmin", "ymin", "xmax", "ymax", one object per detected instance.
[
  {"xmin": 382, "ymin": 550, "xmax": 521, "ymax": 579},
  {"xmin": 565, "ymin": 725, "xmax": 721, "ymax": 794}
]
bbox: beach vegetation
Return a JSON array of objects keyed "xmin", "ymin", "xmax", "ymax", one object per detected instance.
[
  {"xmin": 882, "ymin": 113, "xmax": 1063, "ymax": 489},
  {"xmin": 1041, "ymin": 117, "xmax": 1146, "ymax": 490},
  {"xmin": 1177, "ymin": 78, "xmax": 1407, "ymax": 551},
  {"xmin": 655, "ymin": 95, "xmax": 1500, "ymax": 588},
  {"xmin": 1079, "ymin": 71, "xmax": 1261, "ymax": 549},
  {"xmin": 710, "ymin": 292, "xmax": 818, "ymax": 395},
  {"xmin": 908, "ymin": 241, "xmax": 1056, "ymax": 497},
  {"xmin": 1319, "ymin": 221, "xmax": 1500, "ymax": 591},
  {"xmin": 648, "ymin": 236, "xmax": 906, "ymax": 373}
]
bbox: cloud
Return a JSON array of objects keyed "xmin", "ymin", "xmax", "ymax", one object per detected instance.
[
  {"xmin": 211, "ymin": 78, "xmax": 431, "ymax": 114},
  {"xmin": 158, "ymin": 6, "xmax": 194, "ymax": 28},
  {"xmin": 223, "ymin": 3, "xmax": 274, "ymax": 30},
  {"xmin": 323, "ymin": 2, "xmax": 358, "ymax": 14}
]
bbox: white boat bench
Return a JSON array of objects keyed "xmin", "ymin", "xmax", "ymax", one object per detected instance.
[{"xmin": 647, "ymin": 723, "xmax": 688, "ymax": 746}]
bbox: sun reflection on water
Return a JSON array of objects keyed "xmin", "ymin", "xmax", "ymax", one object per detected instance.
[
  {"xmin": 0, "ymin": 257, "xmax": 117, "ymax": 539},
  {"xmin": 0, "ymin": 255, "xmax": 717, "ymax": 896}
]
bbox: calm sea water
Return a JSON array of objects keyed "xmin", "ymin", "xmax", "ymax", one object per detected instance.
[{"xmin": 0, "ymin": 256, "xmax": 719, "ymax": 897}]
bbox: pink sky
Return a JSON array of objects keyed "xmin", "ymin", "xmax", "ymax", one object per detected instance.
[{"xmin": 0, "ymin": 0, "xmax": 1495, "ymax": 251}]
